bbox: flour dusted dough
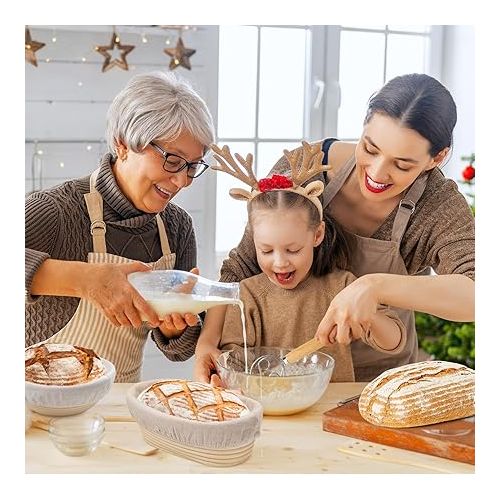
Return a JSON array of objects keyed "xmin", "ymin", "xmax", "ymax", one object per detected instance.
[
  {"xmin": 25, "ymin": 343, "xmax": 105, "ymax": 385},
  {"xmin": 358, "ymin": 360, "xmax": 475, "ymax": 428},
  {"xmin": 139, "ymin": 379, "xmax": 249, "ymax": 422}
]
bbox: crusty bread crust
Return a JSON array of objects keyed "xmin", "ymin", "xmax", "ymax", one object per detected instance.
[
  {"xmin": 138, "ymin": 379, "xmax": 249, "ymax": 422},
  {"xmin": 25, "ymin": 343, "xmax": 105, "ymax": 385},
  {"xmin": 358, "ymin": 360, "xmax": 475, "ymax": 428}
]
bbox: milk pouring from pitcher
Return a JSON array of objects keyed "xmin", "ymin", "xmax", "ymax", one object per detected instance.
[{"xmin": 128, "ymin": 270, "xmax": 240, "ymax": 318}]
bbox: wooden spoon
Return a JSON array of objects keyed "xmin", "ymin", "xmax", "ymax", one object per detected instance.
[{"xmin": 285, "ymin": 338, "xmax": 323, "ymax": 364}]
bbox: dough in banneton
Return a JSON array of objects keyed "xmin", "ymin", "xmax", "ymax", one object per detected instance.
[
  {"xmin": 138, "ymin": 379, "xmax": 250, "ymax": 422},
  {"xmin": 25, "ymin": 343, "xmax": 105, "ymax": 385},
  {"xmin": 358, "ymin": 360, "xmax": 475, "ymax": 428}
]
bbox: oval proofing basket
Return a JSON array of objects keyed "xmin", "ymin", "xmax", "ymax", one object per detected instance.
[{"xmin": 126, "ymin": 380, "xmax": 263, "ymax": 467}]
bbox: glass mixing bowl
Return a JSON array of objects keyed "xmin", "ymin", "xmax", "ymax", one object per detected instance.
[{"xmin": 216, "ymin": 346, "xmax": 335, "ymax": 416}]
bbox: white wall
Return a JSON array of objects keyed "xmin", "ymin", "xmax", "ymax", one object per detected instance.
[{"xmin": 440, "ymin": 26, "xmax": 475, "ymax": 183}]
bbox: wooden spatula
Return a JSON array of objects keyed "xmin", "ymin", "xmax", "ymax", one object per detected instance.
[
  {"xmin": 285, "ymin": 337, "xmax": 323, "ymax": 364},
  {"xmin": 249, "ymin": 338, "xmax": 324, "ymax": 375}
]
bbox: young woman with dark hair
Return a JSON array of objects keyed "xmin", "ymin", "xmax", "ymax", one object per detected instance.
[{"xmin": 196, "ymin": 73, "xmax": 474, "ymax": 382}]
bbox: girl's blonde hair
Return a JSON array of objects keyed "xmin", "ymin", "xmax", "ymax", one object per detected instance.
[{"xmin": 248, "ymin": 190, "xmax": 349, "ymax": 276}]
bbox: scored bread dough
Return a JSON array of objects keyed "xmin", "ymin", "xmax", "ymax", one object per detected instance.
[
  {"xmin": 25, "ymin": 343, "xmax": 105, "ymax": 385},
  {"xmin": 138, "ymin": 379, "xmax": 250, "ymax": 422}
]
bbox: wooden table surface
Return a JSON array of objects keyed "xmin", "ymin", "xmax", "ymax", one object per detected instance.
[{"xmin": 25, "ymin": 382, "xmax": 474, "ymax": 473}]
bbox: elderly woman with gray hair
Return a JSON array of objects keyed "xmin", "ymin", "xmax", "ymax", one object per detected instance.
[{"xmin": 25, "ymin": 72, "xmax": 215, "ymax": 382}]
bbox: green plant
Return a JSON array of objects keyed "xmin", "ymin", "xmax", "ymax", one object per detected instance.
[
  {"xmin": 415, "ymin": 153, "xmax": 476, "ymax": 368},
  {"xmin": 415, "ymin": 312, "xmax": 475, "ymax": 368}
]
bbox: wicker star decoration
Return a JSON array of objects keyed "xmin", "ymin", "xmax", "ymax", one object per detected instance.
[
  {"xmin": 25, "ymin": 28, "xmax": 45, "ymax": 67},
  {"xmin": 95, "ymin": 32, "xmax": 135, "ymax": 72},
  {"xmin": 164, "ymin": 37, "xmax": 196, "ymax": 70}
]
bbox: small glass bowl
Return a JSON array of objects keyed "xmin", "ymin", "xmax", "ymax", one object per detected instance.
[{"xmin": 48, "ymin": 414, "xmax": 105, "ymax": 456}]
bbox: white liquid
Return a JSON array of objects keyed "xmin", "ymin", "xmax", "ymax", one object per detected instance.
[
  {"xmin": 145, "ymin": 293, "xmax": 249, "ymax": 374},
  {"xmin": 235, "ymin": 300, "xmax": 249, "ymax": 374},
  {"xmin": 144, "ymin": 293, "xmax": 238, "ymax": 316}
]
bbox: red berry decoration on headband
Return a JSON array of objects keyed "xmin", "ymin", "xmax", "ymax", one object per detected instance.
[
  {"xmin": 258, "ymin": 174, "xmax": 294, "ymax": 192},
  {"xmin": 462, "ymin": 165, "xmax": 475, "ymax": 181}
]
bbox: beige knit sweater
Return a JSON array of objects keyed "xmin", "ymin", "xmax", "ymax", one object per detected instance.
[{"xmin": 220, "ymin": 271, "xmax": 406, "ymax": 382}]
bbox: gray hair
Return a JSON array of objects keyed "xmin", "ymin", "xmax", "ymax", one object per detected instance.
[{"xmin": 106, "ymin": 71, "xmax": 215, "ymax": 155}]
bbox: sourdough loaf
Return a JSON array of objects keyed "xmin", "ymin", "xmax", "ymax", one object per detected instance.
[
  {"xmin": 358, "ymin": 360, "xmax": 475, "ymax": 428},
  {"xmin": 25, "ymin": 343, "xmax": 105, "ymax": 385},
  {"xmin": 138, "ymin": 379, "xmax": 249, "ymax": 422}
]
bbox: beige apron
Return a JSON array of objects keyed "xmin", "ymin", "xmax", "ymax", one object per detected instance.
[
  {"xmin": 43, "ymin": 169, "xmax": 176, "ymax": 382},
  {"xmin": 323, "ymin": 155, "xmax": 429, "ymax": 381}
]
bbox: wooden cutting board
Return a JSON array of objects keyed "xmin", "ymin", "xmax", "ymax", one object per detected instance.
[{"xmin": 323, "ymin": 399, "xmax": 474, "ymax": 464}]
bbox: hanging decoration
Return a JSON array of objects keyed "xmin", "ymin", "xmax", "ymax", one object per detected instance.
[
  {"xmin": 164, "ymin": 36, "xmax": 196, "ymax": 70},
  {"xmin": 25, "ymin": 28, "xmax": 46, "ymax": 67},
  {"xmin": 25, "ymin": 26, "xmax": 199, "ymax": 72},
  {"xmin": 95, "ymin": 31, "xmax": 135, "ymax": 72}
]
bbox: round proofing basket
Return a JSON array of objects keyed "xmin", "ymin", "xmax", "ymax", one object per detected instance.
[
  {"xmin": 126, "ymin": 380, "xmax": 263, "ymax": 467},
  {"xmin": 25, "ymin": 359, "xmax": 116, "ymax": 416}
]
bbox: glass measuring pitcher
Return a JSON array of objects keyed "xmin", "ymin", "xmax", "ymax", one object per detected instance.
[{"xmin": 128, "ymin": 270, "xmax": 240, "ymax": 318}]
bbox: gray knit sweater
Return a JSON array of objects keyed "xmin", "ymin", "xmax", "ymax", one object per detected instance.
[{"xmin": 25, "ymin": 153, "xmax": 201, "ymax": 360}]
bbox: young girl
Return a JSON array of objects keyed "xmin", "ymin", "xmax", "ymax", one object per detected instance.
[{"xmin": 210, "ymin": 142, "xmax": 406, "ymax": 382}]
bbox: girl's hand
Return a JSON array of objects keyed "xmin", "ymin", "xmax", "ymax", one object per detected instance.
[
  {"xmin": 157, "ymin": 312, "xmax": 199, "ymax": 338},
  {"xmin": 315, "ymin": 275, "xmax": 379, "ymax": 345},
  {"xmin": 81, "ymin": 261, "xmax": 160, "ymax": 328},
  {"xmin": 194, "ymin": 343, "xmax": 222, "ymax": 384}
]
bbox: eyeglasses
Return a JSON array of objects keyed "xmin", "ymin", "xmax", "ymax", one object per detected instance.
[{"xmin": 149, "ymin": 142, "xmax": 210, "ymax": 179}]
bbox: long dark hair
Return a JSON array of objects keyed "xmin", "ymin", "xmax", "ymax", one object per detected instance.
[
  {"xmin": 248, "ymin": 190, "xmax": 349, "ymax": 276},
  {"xmin": 365, "ymin": 73, "xmax": 457, "ymax": 156}
]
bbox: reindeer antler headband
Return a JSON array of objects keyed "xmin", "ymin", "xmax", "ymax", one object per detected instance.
[{"xmin": 210, "ymin": 141, "xmax": 331, "ymax": 219}]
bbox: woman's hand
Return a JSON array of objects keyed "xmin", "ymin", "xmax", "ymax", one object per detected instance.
[
  {"xmin": 157, "ymin": 267, "xmax": 200, "ymax": 337},
  {"xmin": 80, "ymin": 261, "xmax": 160, "ymax": 328},
  {"xmin": 315, "ymin": 275, "xmax": 379, "ymax": 345}
]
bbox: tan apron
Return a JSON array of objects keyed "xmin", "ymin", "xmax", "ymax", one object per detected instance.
[
  {"xmin": 323, "ymin": 155, "xmax": 429, "ymax": 381},
  {"xmin": 43, "ymin": 169, "xmax": 176, "ymax": 382}
]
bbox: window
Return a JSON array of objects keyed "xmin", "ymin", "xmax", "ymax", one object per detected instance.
[
  {"xmin": 216, "ymin": 25, "xmax": 311, "ymax": 256},
  {"xmin": 215, "ymin": 25, "xmax": 439, "ymax": 261},
  {"xmin": 338, "ymin": 25, "xmax": 436, "ymax": 139}
]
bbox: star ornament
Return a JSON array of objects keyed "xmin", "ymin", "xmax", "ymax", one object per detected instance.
[
  {"xmin": 95, "ymin": 32, "xmax": 135, "ymax": 72},
  {"xmin": 25, "ymin": 28, "xmax": 45, "ymax": 67},
  {"xmin": 164, "ymin": 37, "xmax": 196, "ymax": 70}
]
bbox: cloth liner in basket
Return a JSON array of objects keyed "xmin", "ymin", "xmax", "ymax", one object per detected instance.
[
  {"xmin": 25, "ymin": 359, "xmax": 116, "ymax": 416},
  {"xmin": 127, "ymin": 380, "xmax": 263, "ymax": 466}
]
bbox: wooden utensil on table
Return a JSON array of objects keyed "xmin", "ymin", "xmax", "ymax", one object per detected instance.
[{"xmin": 336, "ymin": 439, "xmax": 472, "ymax": 473}]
